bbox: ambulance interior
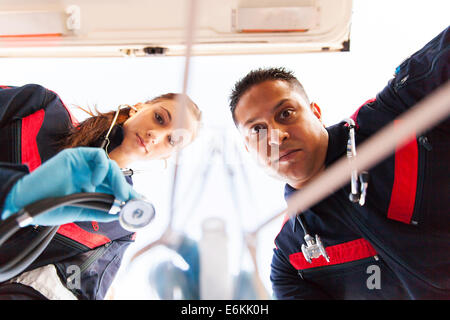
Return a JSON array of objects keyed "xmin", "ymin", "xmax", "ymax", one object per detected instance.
[{"xmin": 0, "ymin": 0, "xmax": 448, "ymax": 299}]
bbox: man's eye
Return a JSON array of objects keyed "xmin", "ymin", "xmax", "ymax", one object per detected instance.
[
  {"xmin": 155, "ymin": 113, "xmax": 164, "ymax": 124},
  {"xmin": 279, "ymin": 109, "xmax": 294, "ymax": 120}
]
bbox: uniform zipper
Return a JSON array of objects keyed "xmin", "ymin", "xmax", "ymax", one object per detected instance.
[
  {"xmin": 410, "ymin": 135, "xmax": 431, "ymax": 225},
  {"xmin": 78, "ymin": 242, "xmax": 111, "ymax": 274},
  {"xmin": 65, "ymin": 242, "xmax": 111, "ymax": 288},
  {"xmin": 11, "ymin": 120, "xmax": 22, "ymax": 164},
  {"xmin": 394, "ymin": 44, "xmax": 450, "ymax": 90}
]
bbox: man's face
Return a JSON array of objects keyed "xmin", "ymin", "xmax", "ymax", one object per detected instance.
[{"xmin": 234, "ymin": 80, "xmax": 328, "ymax": 188}]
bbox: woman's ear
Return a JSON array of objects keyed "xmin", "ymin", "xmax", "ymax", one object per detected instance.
[{"xmin": 128, "ymin": 103, "xmax": 143, "ymax": 117}]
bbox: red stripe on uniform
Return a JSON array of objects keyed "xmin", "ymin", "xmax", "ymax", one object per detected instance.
[
  {"xmin": 21, "ymin": 109, "xmax": 45, "ymax": 172},
  {"xmin": 386, "ymin": 121, "xmax": 418, "ymax": 224},
  {"xmin": 57, "ymin": 223, "xmax": 111, "ymax": 249},
  {"xmin": 289, "ymin": 238, "xmax": 377, "ymax": 270}
]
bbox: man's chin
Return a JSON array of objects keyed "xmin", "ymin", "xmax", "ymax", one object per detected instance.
[
  {"xmin": 266, "ymin": 166, "xmax": 311, "ymax": 186},
  {"xmin": 261, "ymin": 163, "xmax": 292, "ymax": 182}
]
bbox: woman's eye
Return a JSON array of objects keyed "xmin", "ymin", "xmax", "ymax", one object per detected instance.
[
  {"xmin": 155, "ymin": 113, "xmax": 164, "ymax": 124},
  {"xmin": 250, "ymin": 124, "xmax": 267, "ymax": 135},
  {"xmin": 168, "ymin": 135, "xmax": 183, "ymax": 147},
  {"xmin": 168, "ymin": 135, "xmax": 175, "ymax": 146}
]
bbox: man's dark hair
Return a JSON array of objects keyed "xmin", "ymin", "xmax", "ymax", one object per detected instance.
[{"xmin": 229, "ymin": 67, "xmax": 309, "ymax": 124}]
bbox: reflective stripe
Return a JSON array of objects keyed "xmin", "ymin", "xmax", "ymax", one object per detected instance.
[
  {"xmin": 289, "ymin": 238, "xmax": 377, "ymax": 270},
  {"xmin": 57, "ymin": 223, "xmax": 111, "ymax": 249},
  {"xmin": 21, "ymin": 109, "xmax": 45, "ymax": 172},
  {"xmin": 386, "ymin": 121, "xmax": 418, "ymax": 224}
]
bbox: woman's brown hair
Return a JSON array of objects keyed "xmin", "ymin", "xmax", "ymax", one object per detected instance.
[{"xmin": 59, "ymin": 93, "xmax": 202, "ymax": 150}]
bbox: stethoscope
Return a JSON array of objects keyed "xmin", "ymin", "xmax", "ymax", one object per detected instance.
[
  {"xmin": 299, "ymin": 118, "xmax": 369, "ymax": 263},
  {"xmin": 100, "ymin": 104, "xmax": 139, "ymax": 177},
  {"xmin": 0, "ymin": 105, "xmax": 156, "ymax": 282}
]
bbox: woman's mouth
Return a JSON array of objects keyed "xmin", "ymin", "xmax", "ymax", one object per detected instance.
[{"xmin": 136, "ymin": 133, "xmax": 148, "ymax": 153}]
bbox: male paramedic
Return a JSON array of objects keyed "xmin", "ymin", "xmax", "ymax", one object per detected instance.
[{"xmin": 229, "ymin": 27, "xmax": 449, "ymax": 299}]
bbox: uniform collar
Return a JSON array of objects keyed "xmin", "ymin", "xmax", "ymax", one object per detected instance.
[{"xmin": 284, "ymin": 121, "xmax": 348, "ymax": 232}]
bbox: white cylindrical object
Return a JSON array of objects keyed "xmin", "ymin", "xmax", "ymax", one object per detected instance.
[{"xmin": 199, "ymin": 217, "xmax": 232, "ymax": 300}]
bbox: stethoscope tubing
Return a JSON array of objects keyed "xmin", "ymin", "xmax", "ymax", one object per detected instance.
[{"xmin": 0, "ymin": 192, "xmax": 116, "ymax": 282}]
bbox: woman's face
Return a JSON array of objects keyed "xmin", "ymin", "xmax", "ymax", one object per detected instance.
[{"xmin": 119, "ymin": 99, "xmax": 197, "ymax": 162}]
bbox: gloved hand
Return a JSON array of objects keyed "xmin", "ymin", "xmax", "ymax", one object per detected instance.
[{"xmin": 1, "ymin": 147, "xmax": 141, "ymax": 226}]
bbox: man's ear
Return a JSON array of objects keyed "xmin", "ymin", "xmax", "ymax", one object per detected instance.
[{"xmin": 310, "ymin": 102, "xmax": 323, "ymax": 121}]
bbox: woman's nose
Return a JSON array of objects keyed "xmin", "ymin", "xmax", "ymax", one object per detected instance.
[{"xmin": 146, "ymin": 131, "xmax": 160, "ymax": 144}]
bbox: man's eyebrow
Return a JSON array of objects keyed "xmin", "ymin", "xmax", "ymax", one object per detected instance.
[
  {"xmin": 161, "ymin": 106, "xmax": 172, "ymax": 121},
  {"xmin": 243, "ymin": 99, "xmax": 288, "ymax": 127}
]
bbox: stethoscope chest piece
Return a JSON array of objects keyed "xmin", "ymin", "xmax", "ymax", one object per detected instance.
[
  {"xmin": 301, "ymin": 234, "xmax": 330, "ymax": 263},
  {"xmin": 119, "ymin": 199, "xmax": 156, "ymax": 232}
]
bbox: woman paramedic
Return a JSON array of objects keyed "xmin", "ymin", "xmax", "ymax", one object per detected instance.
[{"xmin": 0, "ymin": 83, "xmax": 202, "ymax": 300}]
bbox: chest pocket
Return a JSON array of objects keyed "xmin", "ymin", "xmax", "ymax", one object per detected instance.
[
  {"xmin": 289, "ymin": 238, "xmax": 409, "ymax": 299},
  {"xmin": 297, "ymin": 256, "xmax": 408, "ymax": 299}
]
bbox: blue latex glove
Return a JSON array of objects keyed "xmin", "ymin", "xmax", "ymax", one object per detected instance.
[{"xmin": 1, "ymin": 147, "xmax": 141, "ymax": 226}]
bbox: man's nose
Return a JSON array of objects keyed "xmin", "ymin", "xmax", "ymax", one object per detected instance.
[{"xmin": 268, "ymin": 128, "xmax": 289, "ymax": 146}]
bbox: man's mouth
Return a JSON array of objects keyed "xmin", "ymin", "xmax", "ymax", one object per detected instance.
[{"xmin": 277, "ymin": 149, "xmax": 302, "ymax": 162}]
